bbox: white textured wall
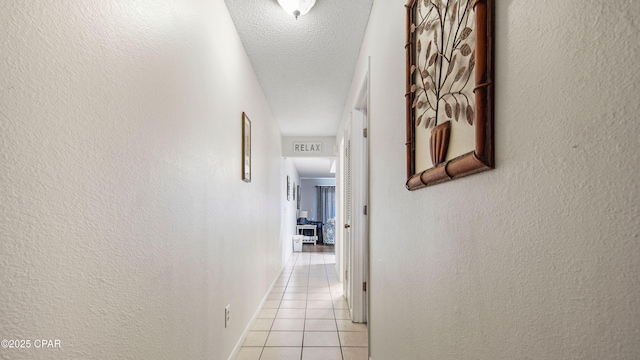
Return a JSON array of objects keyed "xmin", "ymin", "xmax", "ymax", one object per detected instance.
[
  {"xmin": 341, "ymin": 0, "xmax": 640, "ymax": 359},
  {"xmin": 0, "ymin": 1, "xmax": 286, "ymax": 359}
]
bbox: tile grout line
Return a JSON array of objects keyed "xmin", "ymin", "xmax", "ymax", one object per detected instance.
[
  {"xmin": 326, "ymin": 253, "xmax": 346, "ymax": 360},
  {"xmin": 249, "ymin": 251, "xmax": 348, "ymax": 360},
  {"xmin": 261, "ymin": 252, "xmax": 300, "ymax": 360}
]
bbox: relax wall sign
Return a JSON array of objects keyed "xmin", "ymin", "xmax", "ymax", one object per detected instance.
[{"xmin": 293, "ymin": 142, "xmax": 322, "ymax": 154}]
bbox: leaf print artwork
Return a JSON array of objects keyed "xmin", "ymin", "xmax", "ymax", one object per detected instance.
[
  {"xmin": 412, "ymin": 0, "xmax": 476, "ymax": 131},
  {"xmin": 405, "ymin": 0, "xmax": 495, "ymax": 190}
]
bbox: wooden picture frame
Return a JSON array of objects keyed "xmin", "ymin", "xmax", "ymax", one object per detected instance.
[
  {"xmin": 242, "ymin": 112, "xmax": 251, "ymax": 182},
  {"xmin": 405, "ymin": 0, "xmax": 494, "ymax": 190}
]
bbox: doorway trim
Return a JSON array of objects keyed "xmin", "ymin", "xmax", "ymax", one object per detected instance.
[{"xmin": 348, "ymin": 66, "xmax": 370, "ymax": 324}]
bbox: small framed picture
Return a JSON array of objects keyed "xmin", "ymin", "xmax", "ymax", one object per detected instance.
[
  {"xmin": 286, "ymin": 176, "xmax": 291, "ymax": 201},
  {"xmin": 242, "ymin": 112, "xmax": 251, "ymax": 182}
]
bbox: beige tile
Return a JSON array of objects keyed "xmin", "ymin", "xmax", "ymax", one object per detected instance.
[
  {"xmin": 235, "ymin": 347, "xmax": 262, "ymax": 360},
  {"xmin": 308, "ymin": 274, "xmax": 326, "ymax": 279},
  {"xmin": 288, "ymin": 276, "xmax": 309, "ymax": 281},
  {"xmin": 339, "ymin": 331, "xmax": 368, "ymax": 347},
  {"xmin": 334, "ymin": 309, "xmax": 350, "ymax": 320},
  {"xmin": 303, "ymin": 331, "xmax": 340, "ymax": 347},
  {"xmin": 280, "ymin": 300, "xmax": 307, "ymax": 309},
  {"xmin": 282, "ymin": 293, "xmax": 307, "ymax": 300},
  {"xmin": 258, "ymin": 309, "xmax": 278, "ymax": 319},
  {"xmin": 259, "ymin": 347, "xmax": 301, "ymax": 360},
  {"xmin": 263, "ymin": 300, "xmax": 281, "ymax": 309},
  {"xmin": 272, "ymin": 286, "xmax": 286, "ymax": 293},
  {"xmin": 251, "ymin": 318, "xmax": 274, "ymax": 331},
  {"xmin": 333, "ymin": 300, "xmax": 349, "ymax": 309},
  {"xmin": 265, "ymin": 331, "xmax": 303, "ymax": 347},
  {"xmin": 305, "ymin": 319, "xmax": 338, "ymax": 331},
  {"xmin": 271, "ymin": 318, "xmax": 305, "ymax": 331},
  {"xmin": 301, "ymin": 347, "xmax": 343, "ymax": 360},
  {"xmin": 307, "ymin": 300, "xmax": 333, "ymax": 309},
  {"xmin": 268, "ymin": 293, "xmax": 283, "ymax": 301},
  {"xmin": 308, "ymin": 287, "xmax": 331, "ymax": 294},
  {"xmin": 242, "ymin": 331, "xmax": 269, "ymax": 347},
  {"xmin": 276, "ymin": 308, "xmax": 306, "ymax": 319},
  {"xmin": 342, "ymin": 346, "xmax": 368, "ymax": 360},
  {"xmin": 285, "ymin": 286, "xmax": 308, "ymax": 293},
  {"xmin": 305, "ymin": 308, "xmax": 335, "ymax": 319},
  {"xmin": 307, "ymin": 293, "xmax": 332, "ymax": 301},
  {"xmin": 336, "ymin": 320, "xmax": 367, "ymax": 332}
]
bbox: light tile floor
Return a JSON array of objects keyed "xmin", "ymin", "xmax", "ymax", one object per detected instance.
[{"xmin": 235, "ymin": 252, "xmax": 368, "ymax": 360}]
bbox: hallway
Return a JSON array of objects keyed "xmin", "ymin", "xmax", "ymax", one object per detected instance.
[{"xmin": 235, "ymin": 251, "xmax": 367, "ymax": 360}]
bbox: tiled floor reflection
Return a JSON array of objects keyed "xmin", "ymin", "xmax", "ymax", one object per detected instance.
[{"xmin": 235, "ymin": 252, "xmax": 368, "ymax": 360}]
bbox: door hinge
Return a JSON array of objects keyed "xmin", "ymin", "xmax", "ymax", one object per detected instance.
[
  {"xmin": 363, "ymin": 128, "xmax": 368, "ymax": 138},
  {"xmin": 363, "ymin": 282, "xmax": 367, "ymax": 291},
  {"xmin": 363, "ymin": 205, "xmax": 367, "ymax": 215}
]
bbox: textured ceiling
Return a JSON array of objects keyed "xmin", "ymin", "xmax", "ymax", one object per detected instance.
[{"xmin": 225, "ymin": 0, "xmax": 373, "ymax": 138}]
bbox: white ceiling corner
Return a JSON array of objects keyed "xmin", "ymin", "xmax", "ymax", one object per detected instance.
[{"xmin": 292, "ymin": 157, "xmax": 336, "ymax": 178}]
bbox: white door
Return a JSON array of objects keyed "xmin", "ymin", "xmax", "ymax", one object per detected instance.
[
  {"xmin": 343, "ymin": 137, "xmax": 352, "ymax": 306},
  {"xmin": 348, "ymin": 72, "xmax": 369, "ymax": 323}
]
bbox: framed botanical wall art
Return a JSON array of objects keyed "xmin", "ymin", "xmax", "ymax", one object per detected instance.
[
  {"xmin": 296, "ymin": 185, "xmax": 301, "ymax": 209},
  {"xmin": 405, "ymin": 0, "xmax": 494, "ymax": 190},
  {"xmin": 242, "ymin": 112, "xmax": 251, "ymax": 182}
]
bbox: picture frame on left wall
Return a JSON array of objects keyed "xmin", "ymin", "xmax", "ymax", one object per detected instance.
[
  {"xmin": 286, "ymin": 176, "xmax": 291, "ymax": 201},
  {"xmin": 242, "ymin": 112, "xmax": 251, "ymax": 182}
]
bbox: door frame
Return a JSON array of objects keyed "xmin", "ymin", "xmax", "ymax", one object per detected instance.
[{"xmin": 349, "ymin": 71, "xmax": 369, "ymax": 323}]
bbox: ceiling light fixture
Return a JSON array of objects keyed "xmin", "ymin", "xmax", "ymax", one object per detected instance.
[{"xmin": 277, "ymin": 0, "xmax": 316, "ymax": 20}]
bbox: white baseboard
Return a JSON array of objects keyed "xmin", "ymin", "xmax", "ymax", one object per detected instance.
[{"xmin": 226, "ymin": 265, "xmax": 286, "ymax": 360}]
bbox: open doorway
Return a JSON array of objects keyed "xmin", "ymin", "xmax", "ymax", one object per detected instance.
[{"xmin": 296, "ymin": 177, "xmax": 336, "ymax": 251}]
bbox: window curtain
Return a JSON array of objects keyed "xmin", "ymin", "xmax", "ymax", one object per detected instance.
[{"xmin": 316, "ymin": 186, "xmax": 336, "ymax": 224}]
